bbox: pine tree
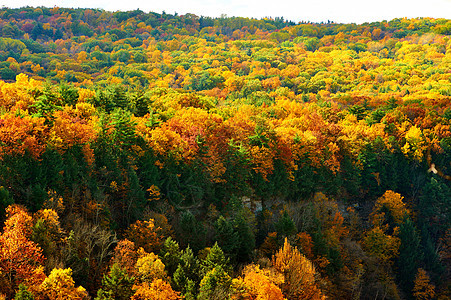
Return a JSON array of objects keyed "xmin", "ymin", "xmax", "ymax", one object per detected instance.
[
  {"xmin": 233, "ymin": 212, "xmax": 255, "ymax": 263},
  {"xmin": 112, "ymin": 86, "xmax": 128, "ymax": 110},
  {"xmin": 198, "ymin": 266, "xmax": 232, "ymax": 300},
  {"xmin": 173, "ymin": 246, "xmax": 199, "ymax": 297},
  {"xmin": 132, "ymin": 90, "xmax": 149, "ymax": 117},
  {"xmin": 177, "ymin": 211, "xmax": 206, "ymax": 253},
  {"xmin": 95, "ymin": 264, "xmax": 134, "ymax": 300},
  {"xmin": 159, "ymin": 237, "xmax": 182, "ymax": 276},
  {"xmin": 200, "ymin": 243, "xmax": 231, "ymax": 277},
  {"xmin": 0, "ymin": 186, "xmax": 13, "ymax": 224},
  {"xmin": 275, "ymin": 210, "xmax": 297, "ymax": 238},
  {"xmin": 214, "ymin": 216, "xmax": 239, "ymax": 261},
  {"xmin": 420, "ymin": 225, "xmax": 445, "ymax": 282},
  {"xmin": 397, "ymin": 216, "xmax": 423, "ymax": 296}
]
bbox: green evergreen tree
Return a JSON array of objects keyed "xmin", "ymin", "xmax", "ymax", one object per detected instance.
[
  {"xmin": 198, "ymin": 266, "xmax": 232, "ymax": 300},
  {"xmin": 59, "ymin": 83, "xmax": 79, "ymax": 106},
  {"xmin": 30, "ymin": 85, "xmax": 62, "ymax": 124},
  {"xmin": 233, "ymin": 212, "xmax": 255, "ymax": 263},
  {"xmin": 159, "ymin": 237, "xmax": 182, "ymax": 276},
  {"xmin": 420, "ymin": 225, "xmax": 445, "ymax": 283},
  {"xmin": 111, "ymin": 86, "xmax": 128, "ymax": 110},
  {"xmin": 178, "ymin": 211, "xmax": 207, "ymax": 253},
  {"xmin": 111, "ymin": 109, "xmax": 138, "ymax": 154},
  {"xmin": 173, "ymin": 246, "xmax": 199, "ymax": 297},
  {"xmin": 200, "ymin": 242, "xmax": 231, "ymax": 277},
  {"xmin": 95, "ymin": 263, "xmax": 134, "ymax": 300},
  {"xmin": 397, "ymin": 216, "xmax": 423, "ymax": 297},
  {"xmin": 214, "ymin": 216, "xmax": 239, "ymax": 260},
  {"xmin": 93, "ymin": 89, "xmax": 115, "ymax": 113},
  {"xmin": 0, "ymin": 186, "xmax": 13, "ymax": 224},
  {"xmin": 275, "ymin": 210, "xmax": 297, "ymax": 237},
  {"xmin": 131, "ymin": 90, "xmax": 149, "ymax": 117},
  {"xmin": 419, "ymin": 178, "xmax": 450, "ymax": 233}
]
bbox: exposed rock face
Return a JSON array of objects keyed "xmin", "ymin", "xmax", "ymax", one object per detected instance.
[{"xmin": 241, "ymin": 196, "xmax": 262, "ymax": 213}]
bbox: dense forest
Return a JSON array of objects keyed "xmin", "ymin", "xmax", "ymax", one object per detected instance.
[{"xmin": 0, "ymin": 6, "xmax": 450, "ymax": 299}]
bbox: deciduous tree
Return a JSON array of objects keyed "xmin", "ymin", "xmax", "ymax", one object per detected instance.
[
  {"xmin": 0, "ymin": 205, "xmax": 44, "ymax": 297},
  {"xmin": 412, "ymin": 268, "xmax": 435, "ymax": 300},
  {"xmin": 272, "ymin": 238, "xmax": 325, "ymax": 300},
  {"xmin": 39, "ymin": 268, "xmax": 88, "ymax": 300},
  {"xmin": 132, "ymin": 279, "xmax": 180, "ymax": 300}
]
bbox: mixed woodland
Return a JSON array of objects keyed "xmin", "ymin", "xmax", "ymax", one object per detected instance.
[{"xmin": 0, "ymin": 6, "xmax": 450, "ymax": 299}]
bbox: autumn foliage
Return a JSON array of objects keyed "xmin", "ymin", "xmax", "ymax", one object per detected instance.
[
  {"xmin": 272, "ymin": 238, "xmax": 325, "ymax": 300},
  {"xmin": 0, "ymin": 6, "xmax": 449, "ymax": 300},
  {"xmin": 0, "ymin": 205, "xmax": 44, "ymax": 297}
]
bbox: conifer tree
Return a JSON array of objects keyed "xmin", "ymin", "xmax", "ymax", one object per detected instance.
[
  {"xmin": 95, "ymin": 264, "xmax": 134, "ymax": 300},
  {"xmin": 200, "ymin": 243, "xmax": 231, "ymax": 277},
  {"xmin": 173, "ymin": 245, "xmax": 198, "ymax": 294},
  {"xmin": 159, "ymin": 237, "xmax": 182, "ymax": 277},
  {"xmin": 397, "ymin": 216, "xmax": 423, "ymax": 296},
  {"xmin": 198, "ymin": 266, "xmax": 232, "ymax": 300},
  {"xmin": 214, "ymin": 216, "xmax": 239, "ymax": 260}
]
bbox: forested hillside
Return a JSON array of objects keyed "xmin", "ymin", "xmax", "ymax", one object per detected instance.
[{"xmin": 0, "ymin": 6, "xmax": 450, "ymax": 299}]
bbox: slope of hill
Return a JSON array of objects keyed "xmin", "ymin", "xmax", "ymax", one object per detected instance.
[{"xmin": 0, "ymin": 6, "xmax": 450, "ymax": 299}]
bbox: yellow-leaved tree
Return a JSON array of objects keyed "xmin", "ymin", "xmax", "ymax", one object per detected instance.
[
  {"xmin": 370, "ymin": 190, "xmax": 410, "ymax": 228},
  {"xmin": 402, "ymin": 125, "xmax": 426, "ymax": 161},
  {"xmin": 135, "ymin": 248, "xmax": 168, "ymax": 282},
  {"xmin": 39, "ymin": 268, "xmax": 88, "ymax": 299},
  {"xmin": 272, "ymin": 238, "xmax": 325, "ymax": 300},
  {"xmin": 131, "ymin": 248, "xmax": 179, "ymax": 300}
]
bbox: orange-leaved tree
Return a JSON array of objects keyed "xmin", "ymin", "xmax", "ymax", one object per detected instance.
[
  {"xmin": 125, "ymin": 216, "xmax": 171, "ymax": 254},
  {"xmin": 0, "ymin": 112, "xmax": 48, "ymax": 160},
  {"xmin": 131, "ymin": 279, "xmax": 180, "ymax": 300},
  {"xmin": 111, "ymin": 239, "xmax": 139, "ymax": 277},
  {"xmin": 48, "ymin": 105, "xmax": 99, "ymax": 164},
  {"xmin": 0, "ymin": 205, "xmax": 45, "ymax": 297},
  {"xmin": 231, "ymin": 264, "xmax": 285, "ymax": 300},
  {"xmin": 412, "ymin": 268, "xmax": 435, "ymax": 300}
]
